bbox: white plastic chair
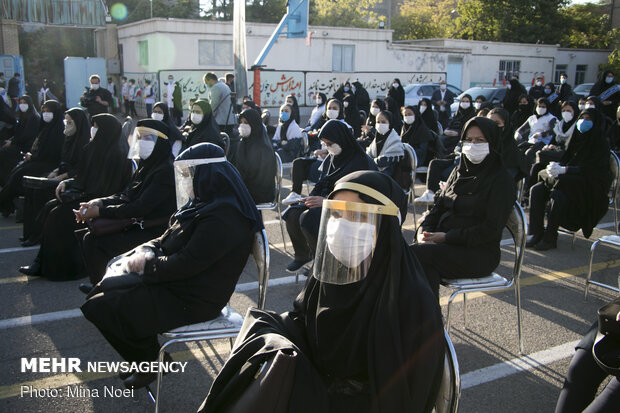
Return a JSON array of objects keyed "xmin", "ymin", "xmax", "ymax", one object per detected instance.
[
  {"xmin": 256, "ymin": 152, "xmax": 287, "ymax": 252},
  {"xmin": 151, "ymin": 229, "xmax": 270, "ymax": 413},
  {"xmin": 434, "ymin": 328, "xmax": 461, "ymax": 413},
  {"xmin": 441, "ymin": 201, "xmax": 527, "ymax": 354}
]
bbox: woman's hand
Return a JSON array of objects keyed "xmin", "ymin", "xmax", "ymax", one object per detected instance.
[
  {"xmin": 55, "ymin": 181, "xmax": 66, "ymax": 201},
  {"xmin": 23, "ymin": 152, "xmax": 31, "ymax": 161},
  {"xmin": 47, "ymin": 169, "xmax": 59, "ymax": 179},
  {"xmin": 304, "ymin": 196, "xmax": 325, "ymax": 209},
  {"xmin": 126, "ymin": 251, "xmax": 155, "ymax": 274},
  {"xmin": 420, "ymin": 231, "xmax": 446, "ymax": 243},
  {"xmin": 444, "ymin": 130, "xmax": 458, "ymax": 137},
  {"xmin": 73, "ymin": 201, "xmax": 100, "ymax": 223}
]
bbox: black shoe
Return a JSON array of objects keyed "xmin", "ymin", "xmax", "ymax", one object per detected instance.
[
  {"xmin": 526, "ymin": 234, "xmax": 543, "ymax": 248},
  {"xmin": 286, "ymin": 258, "xmax": 311, "ymax": 273},
  {"xmin": 19, "ymin": 260, "xmax": 41, "ymax": 276},
  {"xmin": 302, "ymin": 267, "xmax": 311, "ymax": 277},
  {"xmin": 534, "ymin": 239, "xmax": 557, "ymax": 251},
  {"xmin": 118, "ymin": 371, "xmax": 132, "ymax": 380},
  {"xmin": 18, "ymin": 236, "xmax": 25, "ymax": 242},
  {"xmin": 123, "ymin": 372, "xmax": 157, "ymax": 389},
  {"xmin": 21, "ymin": 238, "xmax": 40, "ymax": 247},
  {"xmin": 78, "ymin": 283, "xmax": 93, "ymax": 295}
]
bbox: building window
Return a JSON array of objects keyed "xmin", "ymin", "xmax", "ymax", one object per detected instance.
[
  {"xmin": 554, "ymin": 64, "xmax": 568, "ymax": 84},
  {"xmin": 332, "ymin": 45, "xmax": 355, "ymax": 73},
  {"xmin": 198, "ymin": 40, "xmax": 233, "ymax": 66},
  {"xmin": 138, "ymin": 40, "xmax": 148, "ymax": 66},
  {"xmin": 499, "ymin": 60, "xmax": 520, "ymax": 82},
  {"xmin": 575, "ymin": 64, "xmax": 587, "ymax": 85}
]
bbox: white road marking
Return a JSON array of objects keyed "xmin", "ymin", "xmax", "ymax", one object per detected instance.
[{"xmin": 0, "ymin": 246, "xmax": 38, "ymax": 254}]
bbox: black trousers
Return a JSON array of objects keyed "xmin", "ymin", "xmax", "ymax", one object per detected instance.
[
  {"xmin": 0, "ymin": 161, "xmax": 55, "ymax": 213},
  {"xmin": 291, "ymin": 158, "xmax": 316, "ymax": 194},
  {"xmin": 284, "ymin": 206, "xmax": 321, "ymax": 261},
  {"xmin": 81, "ymin": 225, "xmax": 166, "ymax": 284},
  {"xmin": 426, "ymin": 158, "xmax": 455, "ymax": 193},
  {"xmin": 528, "ymin": 182, "xmax": 568, "ymax": 242}
]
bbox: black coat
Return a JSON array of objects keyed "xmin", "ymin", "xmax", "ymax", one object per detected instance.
[{"xmin": 80, "ymin": 87, "xmax": 113, "ymax": 117}]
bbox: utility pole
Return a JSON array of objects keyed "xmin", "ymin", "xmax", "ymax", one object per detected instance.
[{"xmin": 150, "ymin": 0, "xmax": 153, "ymax": 18}]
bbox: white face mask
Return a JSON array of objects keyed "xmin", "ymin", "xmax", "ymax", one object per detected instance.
[
  {"xmin": 440, "ymin": 84, "xmax": 447, "ymax": 91},
  {"xmin": 462, "ymin": 142, "xmax": 490, "ymax": 164},
  {"xmin": 326, "ymin": 217, "xmax": 376, "ymax": 268},
  {"xmin": 90, "ymin": 127, "xmax": 98, "ymax": 139},
  {"xmin": 404, "ymin": 115, "xmax": 415, "ymax": 125},
  {"xmin": 561, "ymin": 111, "xmax": 574, "ymax": 123},
  {"xmin": 42, "ymin": 112, "xmax": 53, "ymax": 123},
  {"xmin": 343, "ymin": 101, "xmax": 349, "ymax": 108},
  {"xmin": 507, "ymin": 84, "xmax": 512, "ymax": 90},
  {"xmin": 419, "ymin": 105, "xmax": 427, "ymax": 114},
  {"xmin": 536, "ymin": 81, "xmax": 542, "ymax": 87},
  {"xmin": 578, "ymin": 104, "xmax": 586, "ymax": 111},
  {"xmin": 63, "ymin": 121, "xmax": 76, "ymax": 136},
  {"xmin": 376, "ymin": 123, "xmax": 390, "ymax": 135},
  {"xmin": 392, "ymin": 83, "xmax": 399, "ymax": 89},
  {"xmin": 326, "ymin": 143, "xmax": 342, "ymax": 156},
  {"xmin": 316, "ymin": 98, "xmax": 322, "ymax": 105},
  {"xmin": 326, "ymin": 109, "xmax": 339, "ymax": 120},
  {"xmin": 90, "ymin": 83, "xmax": 100, "ymax": 90},
  {"xmin": 151, "ymin": 113, "xmax": 164, "ymax": 121},
  {"xmin": 474, "ymin": 102, "xmax": 481, "ymax": 110},
  {"xmin": 238, "ymin": 123, "xmax": 251, "ymax": 137},
  {"xmin": 460, "ymin": 101, "xmax": 471, "ymax": 109},
  {"xmin": 191, "ymin": 113, "xmax": 203, "ymax": 124},
  {"xmin": 138, "ymin": 140, "xmax": 156, "ymax": 160},
  {"xmin": 370, "ymin": 107, "xmax": 380, "ymax": 116},
  {"xmin": 536, "ymin": 106, "xmax": 547, "ymax": 116},
  {"xmin": 19, "ymin": 103, "xmax": 28, "ymax": 112},
  {"xmin": 584, "ymin": 104, "xmax": 595, "ymax": 110},
  {"xmin": 560, "ymin": 78, "xmax": 567, "ymax": 84}
]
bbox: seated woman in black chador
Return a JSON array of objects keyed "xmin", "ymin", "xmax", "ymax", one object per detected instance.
[
  {"xmin": 411, "ymin": 117, "xmax": 516, "ymax": 299},
  {"xmin": 283, "ymin": 120, "xmax": 376, "ymax": 273},
  {"xmin": 527, "ymin": 108, "xmax": 611, "ymax": 251},
  {"xmin": 18, "ymin": 113, "xmax": 132, "ymax": 279},
  {"xmin": 401, "ymin": 105, "xmax": 434, "ymax": 167},
  {"xmin": 82, "ymin": 143, "xmax": 263, "ymax": 390},
  {"xmin": 76, "ymin": 119, "xmax": 177, "ymax": 290},
  {"xmin": 232, "ymin": 108, "xmax": 277, "ymax": 204},
  {"xmin": 199, "ymin": 170, "xmax": 444, "ymax": 413}
]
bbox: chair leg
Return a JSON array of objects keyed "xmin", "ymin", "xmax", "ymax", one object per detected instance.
[
  {"xmin": 515, "ymin": 278, "xmax": 523, "ymax": 355},
  {"xmin": 614, "ymin": 199, "xmax": 618, "ymax": 235},
  {"xmin": 445, "ymin": 291, "xmax": 460, "ymax": 332},
  {"xmin": 277, "ymin": 203, "xmax": 288, "ymax": 253},
  {"xmin": 571, "ymin": 232, "xmax": 577, "ymax": 249},
  {"xmin": 584, "ymin": 241, "xmax": 599, "ymax": 301},
  {"xmin": 154, "ymin": 342, "xmax": 171, "ymax": 413},
  {"xmin": 463, "ymin": 293, "xmax": 467, "ymax": 328}
]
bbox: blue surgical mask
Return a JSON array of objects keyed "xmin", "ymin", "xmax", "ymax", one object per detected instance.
[
  {"xmin": 576, "ymin": 119, "xmax": 593, "ymax": 133},
  {"xmin": 606, "ymin": 76, "xmax": 614, "ymax": 84},
  {"xmin": 544, "ymin": 88, "xmax": 552, "ymax": 95},
  {"xmin": 343, "ymin": 86, "xmax": 350, "ymax": 92},
  {"xmin": 280, "ymin": 111, "xmax": 290, "ymax": 122}
]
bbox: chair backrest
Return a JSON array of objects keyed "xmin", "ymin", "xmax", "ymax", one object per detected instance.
[
  {"xmin": 609, "ymin": 151, "xmax": 620, "ymax": 204},
  {"xmin": 505, "ymin": 201, "xmax": 527, "ymax": 282},
  {"xmin": 434, "ymin": 328, "xmax": 461, "ymax": 413},
  {"xmin": 220, "ymin": 132, "xmax": 230, "ymax": 156},
  {"xmin": 401, "ymin": 142, "xmax": 418, "ymax": 194},
  {"xmin": 251, "ymin": 229, "xmax": 270, "ymax": 310},
  {"xmin": 274, "ymin": 151, "xmax": 283, "ymax": 203},
  {"xmin": 301, "ymin": 130, "xmax": 309, "ymax": 155}
]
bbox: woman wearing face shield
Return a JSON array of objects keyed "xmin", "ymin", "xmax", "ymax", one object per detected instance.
[
  {"xmin": 18, "ymin": 114, "xmax": 133, "ymax": 279},
  {"xmin": 182, "ymin": 99, "xmax": 224, "ymax": 152},
  {"xmin": 0, "ymin": 99, "xmax": 65, "ymax": 217},
  {"xmin": 283, "ymin": 120, "xmax": 377, "ymax": 273},
  {"xmin": 527, "ymin": 109, "xmax": 611, "ymax": 251},
  {"xmin": 199, "ymin": 170, "xmax": 444, "ymax": 413},
  {"xmin": 82, "ymin": 143, "xmax": 262, "ymax": 390},
  {"xmin": 232, "ymin": 108, "xmax": 277, "ymax": 204},
  {"xmin": 76, "ymin": 119, "xmax": 177, "ymax": 291},
  {"xmin": 411, "ymin": 117, "xmax": 517, "ymax": 299}
]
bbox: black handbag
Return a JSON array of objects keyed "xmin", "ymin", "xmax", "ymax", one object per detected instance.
[{"xmin": 592, "ymin": 297, "xmax": 620, "ymax": 377}]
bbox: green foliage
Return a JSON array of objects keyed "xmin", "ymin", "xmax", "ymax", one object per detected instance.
[
  {"xmin": 245, "ymin": 0, "xmax": 287, "ymax": 23},
  {"xmin": 110, "ymin": 0, "xmax": 200, "ymax": 24},
  {"xmin": 392, "ymin": 0, "xmax": 456, "ymax": 40},
  {"xmin": 310, "ymin": 0, "xmax": 383, "ymax": 28},
  {"xmin": 559, "ymin": 2, "xmax": 614, "ymax": 49}
]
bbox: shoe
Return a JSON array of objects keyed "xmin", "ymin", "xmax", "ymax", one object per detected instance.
[
  {"xmin": 123, "ymin": 372, "xmax": 157, "ymax": 389},
  {"xmin": 78, "ymin": 283, "xmax": 94, "ymax": 295},
  {"xmin": 118, "ymin": 371, "xmax": 132, "ymax": 380},
  {"xmin": 534, "ymin": 239, "xmax": 557, "ymax": 251},
  {"xmin": 18, "ymin": 236, "xmax": 25, "ymax": 242},
  {"xmin": 286, "ymin": 258, "xmax": 311, "ymax": 273},
  {"xmin": 19, "ymin": 260, "xmax": 41, "ymax": 276},
  {"xmin": 302, "ymin": 267, "xmax": 311, "ymax": 277},
  {"xmin": 21, "ymin": 238, "xmax": 40, "ymax": 247},
  {"xmin": 282, "ymin": 191, "xmax": 304, "ymax": 205},
  {"xmin": 526, "ymin": 234, "xmax": 543, "ymax": 248},
  {"xmin": 414, "ymin": 190, "xmax": 435, "ymax": 203}
]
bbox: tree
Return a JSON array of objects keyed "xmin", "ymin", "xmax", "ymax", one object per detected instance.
[
  {"xmin": 392, "ymin": 0, "xmax": 456, "ymax": 40},
  {"xmin": 559, "ymin": 2, "xmax": 615, "ymax": 49},
  {"xmin": 110, "ymin": 0, "xmax": 200, "ymax": 24},
  {"xmin": 245, "ymin": 0, "xmax": 287, "ymax": 23},
  {"xmin": 311, "ymin": 0, "xmax": 383, "ymax": 28}
]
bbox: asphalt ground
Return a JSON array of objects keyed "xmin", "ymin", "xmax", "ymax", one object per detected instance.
[{"xmin": 1, "ymin": 167, "xmax": 619, "ymax": 413}]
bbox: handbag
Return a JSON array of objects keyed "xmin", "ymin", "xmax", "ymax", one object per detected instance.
[
  {"xmin": 87, "ymin": 217, "xmax": 137, "ymax": 236},
  {"xmin": 592, "ymin": 297, "xmax": 620, "ymax": 377}
]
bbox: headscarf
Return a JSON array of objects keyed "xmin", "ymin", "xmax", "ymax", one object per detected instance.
[
  {"xmin": 76, "ymin": 113, "xmax": 132, "ymax": 197},
  {"xmin": 372, "ymin": 110, "xmax": 394, "ymax": 155},
  {"xmin": 510, "ymin": 94, "xmax": 532, "ymax": 132},
  {"xmin": 503, "ymin": 78, "xmax": 526, "ymax": 113},
  {"xmin": 294, "ymin": 170, "xmax": 444, "ymax": 412},
  {"xmin": 315, "ymin": 92, "xmax": 327, "ymax": 108},
  {"xmin": 448, "ymin": 94, "xmax": 475, "ymax": 132},
  {"xmin": 488, "ymin": 108, "xmax": 521, "ymax": 174},
  {"xmin": 535, "ymin": 97, "xmax": 550, "ymax": 118},
  {"xmin": 343, "ymin": 94, "xmax": 361, "ymax": 137},
  {"xmin": 323, "ymin": 98, "xmax": 345, "ymax": 121},
  {"xmin": 173, "ymin": 143, "xmax": 263, "ymax": 233},
  {"xmin": 233, "ymin": 108, "xmax": 277, "ymax": 203},
  {"xmin": 187, "ymin": 99, "xmax": 222, "ymax": 149},
  {"xmin": 30, "ymin": 99, "xmax": 65, "ymax": 163},
  {"xmin": 591, "ymin": 70, "xmax": 617, "ymax": 98},
  {"xmin": 352, "ymin": 81, "xmax": 371, "ymax": 114},
  {"xmin": 400, "ymin": 105, "xmax": 433, "ymax": 147},
  {"xmin": 387, "ymin": 78, "xmax": 405, "ymax": 108},
  {"xmin": 457, "ymin": 117, "xmax": 503, "ymax": 176},
  {"xmin": 17, "ymin": 95, "xmax": 38, "ymax": 121},
  {"xmin": 278, "ymin": 103, "xmax": 295, "ymax": 141},
  {"xmin": 560, "ymin": 101, "xmax": 579, "ymax": 133},
  {"xmin": 58, "ymin": 107, "xmax": 90, "ymax": 176},
  {"xmin": 366, "ymin": 99, "xmax": 385, "ymax": 128},
  {"xmin": 417, "ymin": 98, "xmax": 439, "ymax": 134},
  {"xmin": 384, "ymin": 96, "xmax": 403, "ymax": 132},
  {"xmin": 286, "ymin": 94, "xmax": 301, "ymax": 124},
  {"xmin": 153, "ymin": 101, "xmax": 184, "ymax": 143}
]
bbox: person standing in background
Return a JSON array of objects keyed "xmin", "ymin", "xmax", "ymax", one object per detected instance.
[
  {"xmin": 144, "ymin": 79, "xmax": 155, "ymax": 118},
  {"xmin": 166, "ymin": 75, "xmax": 182, "ymax": 126},
  {"xmin": 8, "ymin": 73, "xmax": 21, "ymax": 111},
  {"xmin": 204, "ymin": 72, "xmax": 236, "ymax": 160},
  {"xmin": 107, "ymin": 77, "xmax": 118, "ymax": 113},
  {"xmin": 121, "ymin": 76, "xmax": 129, "ymax": 117},
  {"xmin": 128, "ymin": 79, "xmax": 138, "ymax": 118}
]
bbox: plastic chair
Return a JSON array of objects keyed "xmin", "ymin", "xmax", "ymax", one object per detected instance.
[
  {"xmin": 401, "ymin": 143, "xmax": 418, "ymax": 229},
  {"xmin": 151, "ymin": 229, "xmax": 270, "ymax": 413},
  {"xmin": 434, "ymin": 328, "xmax": 461, "ymax": 413},
  {"xmin": 256, "ymin": 152, "xmax": 287, "ymax": 253},
  {"xmin": 301, "ymin": 130, "xmax": 309, "ymax": 156},
  {"xmin": 220, "ymin": 132, "xmax": 230, "ymax": 157},
  {"xmin": 440, "ymin": 201, "xmax": 527, "ymax": 354}
]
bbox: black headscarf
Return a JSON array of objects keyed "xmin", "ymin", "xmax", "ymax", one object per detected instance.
[
  {"xmin": 448, "ymin": 94, "xmax": 475, "ymax": 132},
  {"xmin": 560, "ymin": 101, "xmax": 579, "ymax": 133},
  {"xmin": 417, "ymin": 98, "xmax": 439, "ymax": 134},
  {"xmin": 76, "ymin": 113, "xmax": 132, "ymax": 197},
  {"xmin": 58, "ymin": 107, "xmax": 90, "ymax": 176},
  {"xmin": 503, "ymin": 78, "xmax": 527, "ymax": 113},
  {"xmin": 30, "ymin": 99, "xmax": 65, "ymax": 164},
  {"xmin": 384, "ymin": 96, "xmax": 403, "ymax": 133},
  {"xmin": 294, "ymin": 169, "xmax": 444, "ymax": 412},
  {"xmin": 373, "ymin": 110, "xmax": 394, "ymax": 155},
  {"xmin": 173, "ymin": 143, "xmax": 263, "ymax": 233},
  {"xmin": 535, "ymin": 97, "xmax": 551, "ymax": 119},
  {"xmin": 186, "ymin": 99, "xmax": 223, "ymax": 150},
  {"xmin": 233, "ymin": 108, "xmax": 277, "ymax": 204},
  {"xmin": 400, "ymin": 105, "xmax": 433, "ymax": 147},
  {"xmin": 366, "ymin": 99, "xmax": 385, "ymax": 128},
  {"xmin": 12, "ymin": 95, "xmax": 40, "ymax": 153},
  {"xmin": 387, "ymin": 78, "xmax": 405, "ymax": 108},
  {"xmin": 315, "ymin": 92, "xmax": 328, "ymax": 108},
  {"xmin": 591, "ymin": 70, "xmax": 617, "ymax": 98},
  {"xmin": 286, "ymin": 94, "xmax": 301, "ymax": 125},
  {"xmin": 323, "ymin": 98, "xmax": 345, "ymax": 121},
  {"xmin": 488, "ymin": 108, "xmax": 522, "ymax": 176},
  {"xmin": 510, "ymin": 94, "xmax": 532, "ymax": 133},
  {"xmin": 343, "ymin": 95, "xmax": 361, "ymax": 137},
  {"xmin": 352, "ymin": 81, "xmax": 371, "ymax": 114},
  {"xmin": 457, "ymin": 117, "xmax": 503, "ymax": 176},
  {"xmin": 153, "ymin": 101, "xmax": 184, "ymax": 143}
]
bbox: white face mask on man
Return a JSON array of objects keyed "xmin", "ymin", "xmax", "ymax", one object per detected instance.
[{"xmin": 461, "ymin": 142, "xmax": 490, "ymax": 164}]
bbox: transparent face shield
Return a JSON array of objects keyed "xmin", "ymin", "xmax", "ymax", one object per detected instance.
[
  {"xmin": 173, "ymin": 157, "xmax": 226, "ymax": 209},
  {"xmin": 127, "ymin": 126, "xmax": 168, "ymax": 160},
  {"xmin": 313, "ymin": 183, "xmax": 400, "ymax": 285}
]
